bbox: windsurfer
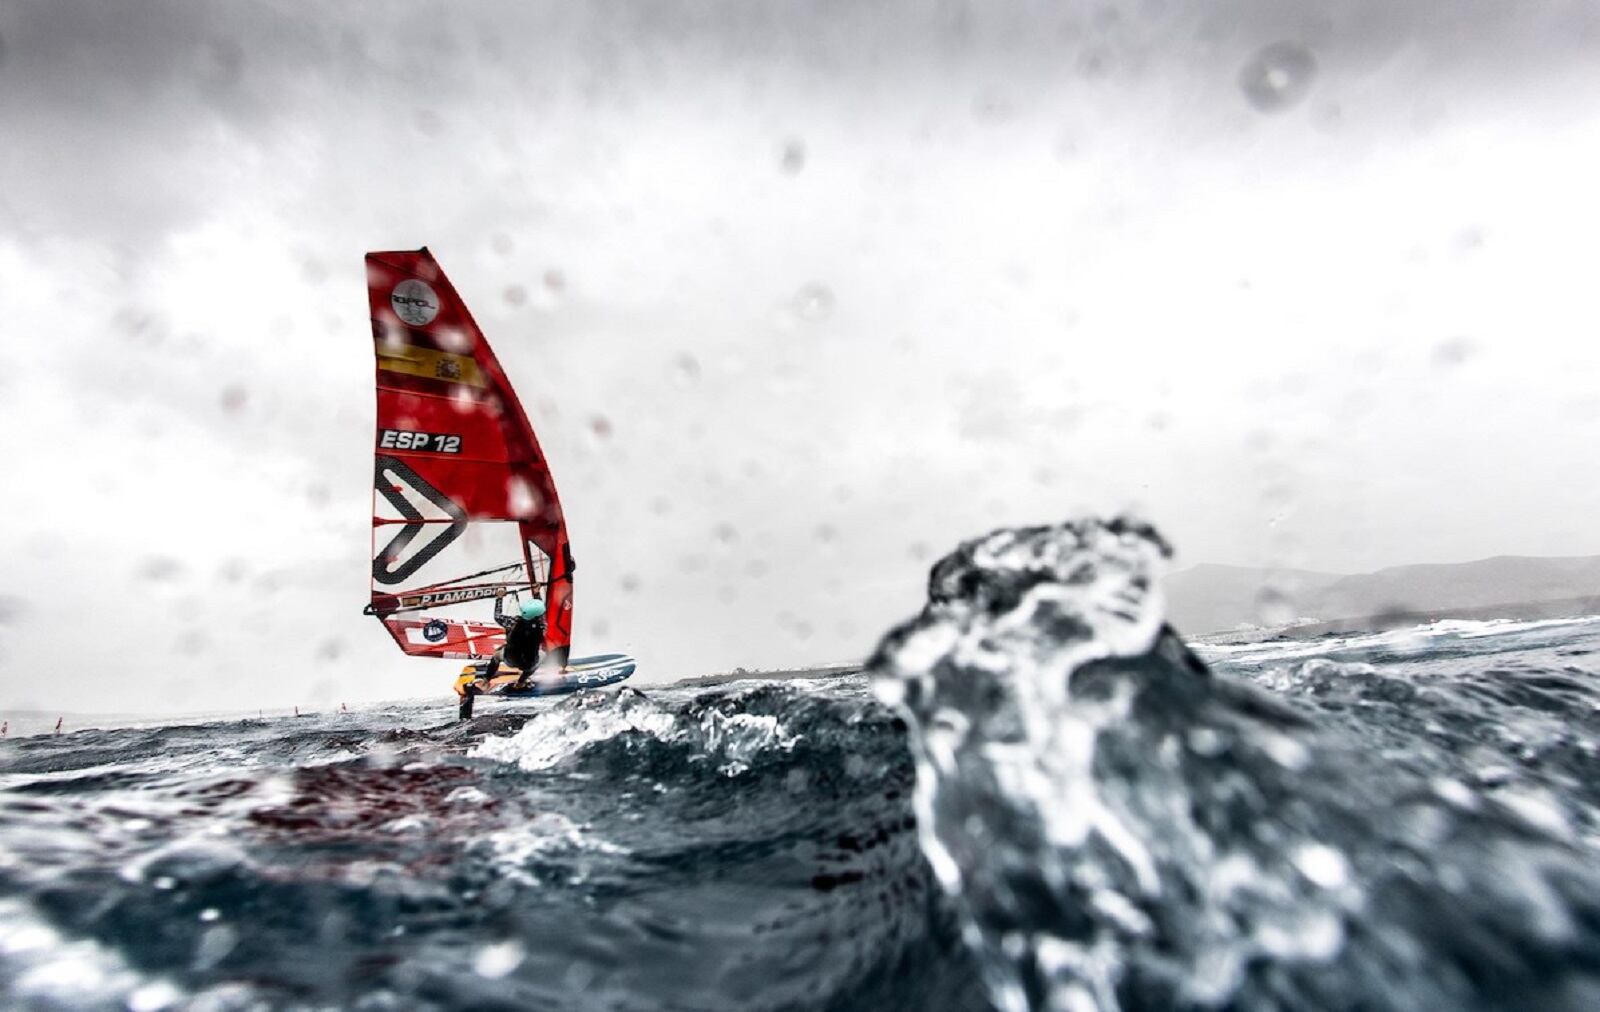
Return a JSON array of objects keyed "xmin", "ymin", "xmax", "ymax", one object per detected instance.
[
  {"xmin": 486, "ymin": 595, "xmax": 546, "ymax": 686},
  {"xmin": 460, "ymin": 596, "xmax": 545, "ymax": 719}
]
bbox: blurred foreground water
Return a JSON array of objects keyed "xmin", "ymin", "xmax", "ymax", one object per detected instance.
[{"xmin": 4, "ymin": 521, "xmax": 1600, "ymax": 1010}]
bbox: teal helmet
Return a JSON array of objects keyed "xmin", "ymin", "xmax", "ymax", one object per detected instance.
[{"xmin": 520, "ymin": 598, "xmax": 547, "ymax": 620}]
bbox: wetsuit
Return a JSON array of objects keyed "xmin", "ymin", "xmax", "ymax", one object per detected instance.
[{"xmin": 484, "ymin": 597, "xmax": 545, "ymax": 682}]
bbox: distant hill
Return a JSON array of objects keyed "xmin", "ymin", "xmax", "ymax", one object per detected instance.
[
  {"xmin": 1165, "ymin": 564, "xmax": 1342, "ymax": 633},
  {"xmin": 1167, "ymin": 555, "xmax": 1600, "ymax": 634}
]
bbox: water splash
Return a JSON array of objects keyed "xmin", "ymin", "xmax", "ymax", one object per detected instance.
[
  {"xmin": 473, "ymin": 687, "xmax": 802, "ymax": 778},
  {"xmin": 872, "ymin": 518, "xmax": 1600, "ymax": 1010}
]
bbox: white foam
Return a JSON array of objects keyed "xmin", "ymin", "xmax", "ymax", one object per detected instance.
[
  {"xmin": 469, "ymin": 814, "xmax": 628, "ymax": 885},
  {"xmin": 473, "ymin": 695, "xmax": 680, "ymax": 771},
  {"xmin": 472, "ymin": 689, "xmax": 804, "ymax": 776}
]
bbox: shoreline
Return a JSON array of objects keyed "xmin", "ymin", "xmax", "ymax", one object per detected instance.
[
  {"xmin": 666, "ymin": 663, "xmax": 864, "ymax": 689},
  {"xmin": 1191, "ymin": 598, "xmax": 1600, "ymax": 645}
]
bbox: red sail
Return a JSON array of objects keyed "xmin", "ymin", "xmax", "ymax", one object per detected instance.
[{"xmin": 364, "ymin": 248, "xmax": 573, "ymax": 665}]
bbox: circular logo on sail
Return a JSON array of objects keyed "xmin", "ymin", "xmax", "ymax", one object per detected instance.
[
  {"xmin": 422, "ymin": 619, "xmax": 448, "ymax": 642},
  {"xmin": 391, "ymin": 279, "xmax": 439, "ymax": 326}
]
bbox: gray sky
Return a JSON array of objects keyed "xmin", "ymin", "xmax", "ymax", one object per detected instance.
[{"xmin": 4, "ymin": 0, "xmax": 1600, "ymax": 712}]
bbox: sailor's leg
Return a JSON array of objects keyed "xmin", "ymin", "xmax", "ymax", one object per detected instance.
[
  {"xmin": 458, "ymin": 685, "xmax": 477, "ymax": 720},
  {"xmin": 509, "ymin": 650, "xmax": 537, "ymax": 690}
]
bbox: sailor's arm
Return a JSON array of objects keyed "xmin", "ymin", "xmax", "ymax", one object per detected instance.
[{"xmin": 493, "ymin": 595, "xmax": 516, "ymax": 631}]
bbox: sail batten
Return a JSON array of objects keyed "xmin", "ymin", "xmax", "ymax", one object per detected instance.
[{"xmin": 364, "ymin": 248, "xmax": 574, "ymax": 664}]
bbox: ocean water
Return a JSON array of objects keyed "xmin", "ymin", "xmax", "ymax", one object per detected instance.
[{"xmin": 4, "ymin": 523, "xmax": 1600, "ymax": 1011}]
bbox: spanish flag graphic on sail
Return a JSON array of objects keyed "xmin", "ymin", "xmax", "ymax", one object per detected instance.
[{"xmin": 376, "ymin": 343, "xmax": 487, "ymax": 388}]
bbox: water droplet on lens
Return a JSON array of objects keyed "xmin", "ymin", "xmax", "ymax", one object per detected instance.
[
  {"xmin": 474, "ymin": 940, "xmax": 525, "ymax": 979},
  {"xmin": 971, "ymin": 90, "xmax": 1015, "ymax": 122},
  {"xmin": 197, "ymin": 38, "xmax": 244, "ymax": 90},
  {"xmin": 491, "ymin": 233, "xmax": 514, "ymax": 256},
  {"xmin": 1291, "ymin": 843, "xmax": 1349, "ymax": 889},
  {"xmin": 504, "ymin": 284, "xmax": 527, "ymax": 306},
  {"xmin": 714, "ymin": 523, "xmax": 739, "ymax": 544},
  {"xmin": 506, "ymin": 476, "xmax": 542, "ymax": 517},
  {"xmin": 589, "ymin": 416, "xmax": 613, "ymax": 440},
  {"xmin": 1079, "ymin": 46, "xmax": 1112, "ymax": 78},
  {"xmin": 413, "ymin": 108, "xmax": 444, "ymax": 136},
  {"xmin": 0, "ymin": 596, "xmax": 26, "ymax": 625},
  {"xmin": 316, "ymin": 639, "xmax": 344, "ymax": 662},
  {"xmin": 434, "ymin": 327, "xmax": 474, "ymax": 354},
  {"xmin": 791, "ymin": 283, "xmax": 835, "ymax": 322},
  {"xmin": 779, "ymin": 137, "xmax": 806, "ymax": 174},
  {"xmin": 815, "ymin": 523, "xmax": 837, "ymax": 544},
  {"xmin": 1254, "ymin": 585, "xmax": 1297, "ymax": 626},
  {"xmin": 1261, "ymin": 482, "xmax": 1295, "ymax": 509},
  {"xmin": 674, "ymin": 353, "xmax": 701, "ymax": 382},
  {"xmin": 193, "ymin": 925, "xmax": 238, "ymax": 970},
  {"xmin": 1240, "ymin": 42, "xmax": 1317, "ymax": 112},
  {"xmin": 375, "ymin": 319, "xmax": 408, "ymax": 352},
  {"xmin": 1432, "ymin": 337, "xmax": 1476, "ymax": 368},
  {"xmin": 563, "ymin": 962, "xmax": 597, "ymax": 991},
  {"xmin": 219, "ymin": 385, "xmax": 248, "ymax": 414},
  {"xmin": 137, "ymin": 557, "xmax": 185, "ymax": 583},
  {"xmin": 619, "ymin": 574, "xmax": 640, "ymax": 593},
  {"xmin": 128, "ymin": 980, "xmax": 183, "ymax": 1012}
]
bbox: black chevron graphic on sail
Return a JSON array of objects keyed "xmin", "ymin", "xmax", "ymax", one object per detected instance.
[{"xmin": 372, "ymin": 454, "xmax": 468, "ymax": 585}]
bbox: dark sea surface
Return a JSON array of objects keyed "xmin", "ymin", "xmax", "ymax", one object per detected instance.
[{"xmin": 4, "ymin": 524, "xmax": 1600, "ymax": 1010}]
